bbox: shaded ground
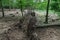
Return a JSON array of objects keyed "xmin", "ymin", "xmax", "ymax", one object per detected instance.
[
  {"xmin": 35, "ymin": 27, "xmax": 60, "ymax": 40},
  {"xmin": 0, "ymin": 9, "xmax": 60, "ymax": 40},
  {"xmin": 1, "ymin": 26, "xmax": 60, "ymax": 40}
]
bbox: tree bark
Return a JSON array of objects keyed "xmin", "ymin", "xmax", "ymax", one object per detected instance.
[
  {"xmin": 21, "ymin": 8, "xmax": 23, "ymax": 16},
  {"xmin": 9, "ymin": 0, "xmax": 11, "ymax": 11},
  {"xmin": 45, "ymin": 0, "xmax": 50, "ymax": 23},
  {"xmin": 20, "ymin": 0, "xmax": 23, "ymax": 16},
  {"xmin": 1, "ymin": 0, "xmax": 4, "ymax": 17}
]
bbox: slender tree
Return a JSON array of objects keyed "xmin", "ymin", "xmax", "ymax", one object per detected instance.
[
  {"xmin": 45, "ymin": 0, "xmax": 50, "ymax": 23},
  {"xmin": 9, "ymin": 0, "xmax": 11, "ymax": 11},
  {"xmin": 0, "ymin": 0, "xmax": 4, "ymax": 17},
  {"xmin": 20, "ymin": 0, "xmax": 23, "ymax": 16}
]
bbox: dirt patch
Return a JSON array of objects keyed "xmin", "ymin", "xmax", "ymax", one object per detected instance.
[
  {"xmin": 1, "ymin": 26, "xmax": 60, "ymax": 40},
  {"xmin": 35, "ymin": 27, "xmax": 60, "ymax": 40},
  {"xmin": 0, "ymin": 10, "xmax": 60, "ymax": 40}
]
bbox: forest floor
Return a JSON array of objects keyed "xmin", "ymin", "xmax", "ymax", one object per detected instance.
[{"xmin": 0, "ymin": 9, "xmax": 60, "ymax": 40}]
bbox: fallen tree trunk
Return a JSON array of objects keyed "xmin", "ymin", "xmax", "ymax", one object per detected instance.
[{"xmin": 35, "ymin": 23, "xmax": 60, "ymax": 28}]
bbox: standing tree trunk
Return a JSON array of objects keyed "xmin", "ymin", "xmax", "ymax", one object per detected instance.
[
  {"xmin": 1, "ymin": 0, "xmax": 4, "ymax": 17},
  {"xmin": 9, "ymin": 0, "xmax": 11, "ymax": 11},
  {"xmin": 21, "ymin": 5, "xmax": 23, "ymax": 16},
  {"xmin": 20, "ymin": 0, "xmax": 23, "ymax": 16},
  {"xmin": 45, "ymin": 0, "xmax": 50, "ymax": 23}
]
